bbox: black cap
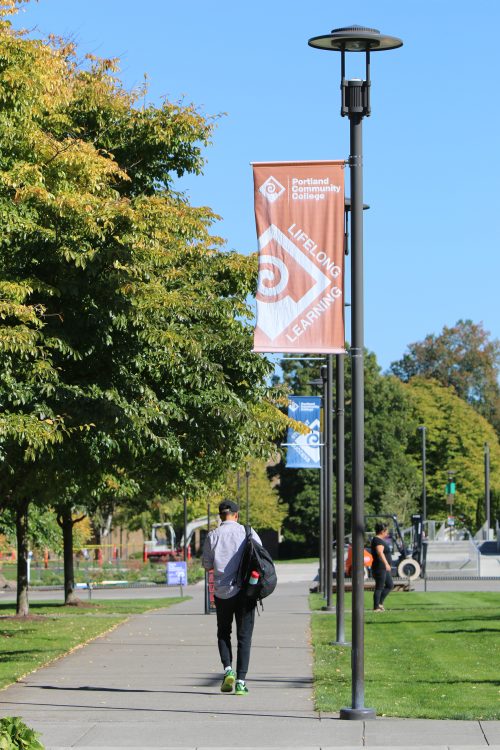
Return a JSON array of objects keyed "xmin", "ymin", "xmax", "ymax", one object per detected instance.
[{"xmin": 218, "ymin": 499, "xmax": 239, "ymax": 514}]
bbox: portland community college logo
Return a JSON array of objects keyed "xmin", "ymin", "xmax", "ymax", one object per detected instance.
[{"xmin": 259, "ymin": 176, "xmax": 285, "ymax": 203}]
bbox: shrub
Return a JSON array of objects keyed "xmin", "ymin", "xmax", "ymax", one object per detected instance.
[{"xmin": 0, "ymin": 717, "xmax": 44, "ymax": 749}]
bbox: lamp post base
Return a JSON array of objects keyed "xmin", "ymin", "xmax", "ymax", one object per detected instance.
[
  {"xmin": 330, "ymin": 640, "xmax": 351, "ymax": 647},
  {"xmin": 339, "ymin": 707, "xmax": 376, "ymax": 720},
  {"xmin": 321, "ymin": 605, "xmax": 334, "ymax": 612}
]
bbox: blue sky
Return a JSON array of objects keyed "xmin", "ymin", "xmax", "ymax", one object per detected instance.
[{"xmin": 14, "ymin": 1, "xmax": 500, "ymax": 372}]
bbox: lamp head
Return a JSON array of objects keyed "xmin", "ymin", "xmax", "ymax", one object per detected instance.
[
  {"xmin": 308, "ymin": 25, "xmax": 402, "ymax": 118},
  {"xmin": 308, "ymin": 25, "xmax": 403, "ymax": 52}
]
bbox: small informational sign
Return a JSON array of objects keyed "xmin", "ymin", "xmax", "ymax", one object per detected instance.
[
  {"xmin": 447, "ymin": 516, "xmax": 455, "ymax": 526},
  {"xmin": 167, "ymin": 561, "xmax": 187, "ymax": 586}
]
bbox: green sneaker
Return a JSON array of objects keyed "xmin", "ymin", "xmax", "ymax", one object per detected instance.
[
  {"xmin": 220, "ymin": 669, "xmax": 235, "ymax": 693},
  {"xmin": 235, "ymin": 681, "xmax": 249, "ymax": 696}
]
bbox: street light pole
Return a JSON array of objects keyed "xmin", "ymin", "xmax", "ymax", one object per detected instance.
[
  {"xmin": 309, "ymin": 24, "xmax": 402, "ymax": 721},
  {"xmin": 339, "ymin": 198, "xmax": 367, "ymax": 644},
  {"xmin": 245, "ymin": 463, "xmax": 250, "ymax": 526},
  {"xmin": 319, "ymin": 423, "xmax": 325, "ymax": 594},
  {"xmin": 446, "ymin": 470, "xmax": 456, "ymax": 526},
  {"xmin": 309, "ymin": 373, "xmax": 326, "ymax": 594},
  {"xmin": 332, "ymin": 351, "xmax": 349, "ymax": 644},
  {"xmin": 484, "ymin": 443, "xmax": 490, "ymax": 539},
  {"xmin": 183, "ymin": 495, "xmax": 188, "ymax": 562},
  {"xmin": 325, "ymin": 354, "xmax": 334, "ymax": 611},
  {"xmin": 348, "ymin": 83, "xmax": 369, "ymax": 717},
  {"xmin": 338, "ymin": 197, "xmax": 367, "ymax": 647},
  {"xmin": 319, "ymin": 371, "xmax": 326, "ymax": 595},
  {"xmin": 418, "ymin": 426, "xmax": 427, "ymax": 524},
  {"xmin": 320, "ymin": 363, "xmax": 333, "ymax": 609}
]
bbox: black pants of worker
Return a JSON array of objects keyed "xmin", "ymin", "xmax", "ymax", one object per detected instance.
[
  {"xmin": 373, "ymin": 568, "xmax": 394, "ymax": 609},
  {"xmin": 214, "ymin": 592, "xmax": 256, "ymax": 681}
]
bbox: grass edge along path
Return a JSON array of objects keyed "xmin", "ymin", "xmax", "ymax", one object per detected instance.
[
  {"xmin": 0, "ymin": 597, "xmax": 187, "ymax": 691},
  {"xmin": 310, "ymin": 591, "xmax": 500, "ymax": 720}
]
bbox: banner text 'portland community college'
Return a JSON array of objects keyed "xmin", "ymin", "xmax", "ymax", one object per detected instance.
[{"xmin": 252, "ymin": 161, "xmax": 345, "ymax": 353}]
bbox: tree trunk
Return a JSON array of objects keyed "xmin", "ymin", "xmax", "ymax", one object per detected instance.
[
  {"xmin": 99, "ymin": 512, "xmax": 113, "ymax": 542},
  {"xmin": 16, "ymin": 500, "xmax": 29, "ymax": 616},
  {"xmin": 59, "ymin": 506, "xmax": 79, "ymax": 605}
]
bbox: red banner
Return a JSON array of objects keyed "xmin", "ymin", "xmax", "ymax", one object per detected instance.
[{"xmin": 252, "ymin": 161, "xmax": 345, "ymax": 353}]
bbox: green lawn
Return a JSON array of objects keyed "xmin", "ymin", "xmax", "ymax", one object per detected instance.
[
  {"xmin": 311, "ymin": 591, "xmax": 500, "ymax": 719},
  {"xmin": 0, "ymin": 597, "xmax": 186, "ymax": 690}
]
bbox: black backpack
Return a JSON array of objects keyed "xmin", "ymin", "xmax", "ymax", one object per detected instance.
[{"xmin": 237, "ymin": 525, "xmax": 277, "ymax": 601}]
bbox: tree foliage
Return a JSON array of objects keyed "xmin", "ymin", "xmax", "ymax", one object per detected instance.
[
  {"xmin": 0, "ymin": 2, "xmax": 287, "ymax": 609},
  {"xmin": 118, "ymin": 455, "xmax": 286, "ymax": 544},
  {"xmin": 222, "ymin": 457, "xmax": 286, "ymax": 531},
  {"xmin": 273, "ymin": 350, "xmax": 420, "ymax": 553},
  {"xmin": 391, "ymin": 320, "xmax": 500, "ymax": 433},
  {"xmin": 405, "ymin": 378, "xmax": 500, "ymax": 527}
]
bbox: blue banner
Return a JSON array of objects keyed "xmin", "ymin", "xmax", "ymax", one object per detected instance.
[{"xmin": 286, "ymin": 396, "xmax": 321, "ymax": 469}]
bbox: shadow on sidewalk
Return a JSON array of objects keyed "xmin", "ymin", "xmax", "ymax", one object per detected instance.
[
  {"xmin": 32, "ymin": 673, "xmax": 313, "ymax": 692},
  {"xmin": 0, "ymin": 699, "xmax": 321, "ymax": 721}
]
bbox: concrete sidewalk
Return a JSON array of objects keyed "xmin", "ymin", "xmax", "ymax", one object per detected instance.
[{"xmin": 0, "ymin": 564, "xmax": 498, "ymax": 749}]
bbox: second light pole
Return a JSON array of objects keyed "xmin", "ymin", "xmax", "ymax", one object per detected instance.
[
  {"xmin": 321, "ymin": 359, "xmax": 334, "ymax": 611},
  {"xmin": 418, "ymin": 425, "xmax": 427, "ymax": 524},
  {"xmin": 245, "ymin": 462, "xmax": 250, "ymax": 526},
  {"xmin": 484, "ymin": 443, "xmax": 491, "ymax": 539}
]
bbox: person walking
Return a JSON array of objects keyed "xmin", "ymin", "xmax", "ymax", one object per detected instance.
[
  {"xmin": 370, "ymin": 522, "xmax": 394, "ymax": 612},
  {"xmin": 202, "ymin": 499, "xmax": 262, "ymax": 695}
]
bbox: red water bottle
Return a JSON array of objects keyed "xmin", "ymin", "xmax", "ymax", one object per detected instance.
[{"xmin": 246, "ymin": 570, "xmax": 260, "ymax": 596}]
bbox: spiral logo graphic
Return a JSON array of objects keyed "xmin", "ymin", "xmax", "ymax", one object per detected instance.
[
  {"xmin": 255, "ymin": 224, "xmax": 333, "ymax": 342},
  {"xmin": 259, "ymin": 176, "xmax": 285, "ymax": 203},
  {"xmin": 304, "ymin": 422, "xmax": 321, "ymax": 446},
  {"xmin": 257, "ymin": 255, "xmax": 289, "ymax": 298}
]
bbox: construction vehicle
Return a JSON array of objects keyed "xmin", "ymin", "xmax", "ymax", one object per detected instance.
[
  {"xmin": 143, "ymin": 523, "xmax": 179, "ymax": 562},
  {"xmin": 179, "ymin": 516, "xmax": 212, "ymax": 552},
  {"xmin": 143, "ymin": 516, "xmax": 215, "ymax": 562}
]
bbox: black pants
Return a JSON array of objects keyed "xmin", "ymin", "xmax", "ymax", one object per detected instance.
[
  {"xmin": 214, "ymin": 592, "xmax": 256, "ymax": 681},
  {"xmin": 373, "ymin": 568, "xmax": 394, "ymax": 609}
]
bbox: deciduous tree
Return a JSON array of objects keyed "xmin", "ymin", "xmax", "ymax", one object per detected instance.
[
  {"xmin": 391, "ymin": 320, "xmax": 500, "ymax": 433},
  {"xmin": 0, "ymin": 2, "xmax": 287, "ymax": 610},
  {"xmin": 405, "ymin": 378, "xmax": 500, "ymax": 528}
]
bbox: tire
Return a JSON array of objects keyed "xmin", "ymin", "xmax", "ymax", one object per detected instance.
[{"xmin": 397, "ymin": 558, "xmax": 421, "ymax": 580}]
